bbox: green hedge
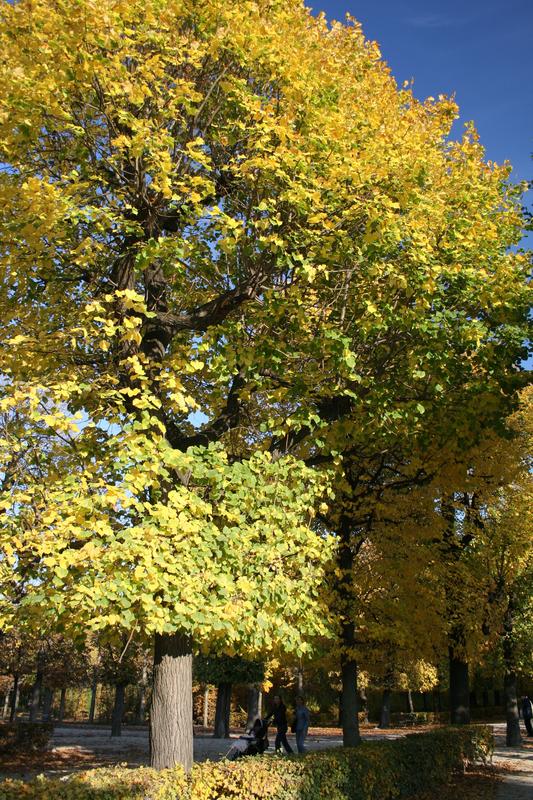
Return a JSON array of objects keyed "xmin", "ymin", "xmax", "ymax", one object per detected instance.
[
  {"xmin": 0, "ymin": 723, "xmax": 54, "ymax": 754},
  {"xmin": 0, "ymin": 725, "xmax": 493, "ymax": 800}
]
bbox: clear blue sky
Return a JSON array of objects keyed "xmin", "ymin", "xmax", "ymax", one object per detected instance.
[
  {"xmin": 313, "ymin": 1, "xmax": 532, "ymax": 206},
  {"xmin": 313, "ymin": 0, "xmax": 532, "ymax": 368}
]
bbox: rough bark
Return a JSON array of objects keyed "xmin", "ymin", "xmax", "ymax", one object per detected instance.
[
  {"xmin": 379, "ymin": 689, "xmax": 391, "ymax": 729},
  {"xmin": 213, "ymin": 681, "xmax": 232, "ymax": 738},
  {"xmin": 150, "ymin": 631, "xmax": 193, "ymax": 771},
  {"xmin": 111, "ymin": 682, "xmax": 126, "ymax": 737},
  {"xmin": 449, "ymin": 648, "xmax": 471, "ymax": 724},
  {"xmin": 58, "ymin": 687, "xmax": 67, "ymax": 722},
  {"xmin": 88, "ymin": 673, "xmax": 97, "ymax": 723},
  {"xmin": 9, "ymin": 674, "xmax": 19, "ymax": 722}
]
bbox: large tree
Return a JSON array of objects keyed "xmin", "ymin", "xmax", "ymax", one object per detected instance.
[{"xmin": 0, "ymin": 0, "xmax": 529, "ymax": 769}]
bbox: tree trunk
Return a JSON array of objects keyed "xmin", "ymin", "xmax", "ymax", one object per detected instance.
[
  {"xmin": 135, "ymin": 665, "xmax": 148, "ymax": 725},
  {"xmin": 246, "ymin": 685, "xmax": 260, "ymax": 728},
  {"xmin": 88, "ymin": 672, "xmax": 98, "ymax": 723},
  {"xmin": 213, "ymin": 681, "xmax": 232, "ymax": 738},
  {"xmin": 58, "ymin": 687, "xmax": 67, "ymax": 722},
  {"xmin": 422, "ymin": 693, "xmax": 428, "ymax": 712},
  {"xmin": 379, "ymin": 689, "xmax": 391, "ymax": 729},
  {"xmin": 203, "ymin": 686, "xmax": 210, "ymax": 729},
  {"xmin": 42, "ymin": 687, "xmax": 54, "ymax": 722},
  {"xmin": 111, "ymin": 682, "xmax": 126, "ymax": 737},
  {"xmin": 449, "ymin": 648, "xmax": 470, "ymax": 724},
  {"xmin": 482, "ymin": 690, "xmax": 489, "ymax": 708},
  {"xmin": 296, "ymin": 661, "xmax": 304, "ymax": 694},
  {"xmin": 1, "ymin": 686, "xmax": 10, "ymax": 719},
  {"xmin": 338, "ymin": 525, "xmax": 361, "ymax": 747},
  {"xmin": 150, "ymin": 631, "xmax": 193, "ymax": 771},
  {"xmin": 9, "ymin": 674, "xmax": 19, "ymax": 722},
  {"xmin": 358, "ymin": 686, "xmax": 369, "ymax": 724},
  {"xmin": 29, "ymin": 654, "xmax": 45, "ymax": 722},
  {"xmin": 406, "ymin": 689, "xmax": 414, "ymax": 713},
  {"xmin": 503, "ymin": 594, "xmax": 522, "ymax": 746}
]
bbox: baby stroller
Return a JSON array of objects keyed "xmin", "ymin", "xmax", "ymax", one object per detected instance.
[{"xmin": 226, "ymin": 718, "xmax": 269, "ymax": 760}]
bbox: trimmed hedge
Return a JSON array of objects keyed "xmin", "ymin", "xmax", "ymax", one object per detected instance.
[
  {"xmin": 0, "ymin": 723, "xmax": 54, "ymax": 754},
  {"xmin": 0, "ymin": 725, "xmax": 493, "ymax": 800}
]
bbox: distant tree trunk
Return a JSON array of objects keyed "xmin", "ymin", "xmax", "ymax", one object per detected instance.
[
  {"xmin": 88, "ymin": 672, "xmax": 98, "ymax": 723},
  {"xmin": 149, "ymin": 631, "xmax": 193, "ymax": 771},
  {"xmin": 29, "ymin": 652, "xmax": 45, "ymax": 722},
  {"xmin": 42, "ymin": 687, "xmax": 54, "ymax": 722},
  {"xmin": 449, "ymin": 647, "xmax": 470, "ymax": 724},
  {"xmin": 257, "ymin": 690, "xmax": 263, "ymax": 720},
  {"xmin": 482, "ymin": 690, "xmax": 489, "ymax": 708},
  {"xmin": 213, "ymin": 682, "xmax": 232, "ymax": 738},
  {"xmin": 1, "ymin": 686, "xmax": 10, "ymax": 719},
  {"xmin": 494, "ymin": 689, "xmax": 501, "ymax": 706},
  {"xmin": 338, "ymin": 525, "xmax": 361, "ymax": 747},
  {"xmin": 9, "ymin": 674, "xmax": 19, "ymax": 722},
  {"xmin": 503, "ymin": 594, "xmax": 522, "ymax": 747},
  {"xmin": 406, "ymin": 689, "xmax": 414, "ymax": 713},
  {"xmin": 379, "ymin": 689, "xmax": 391, "ymax": 729},
  {"xmin": 422, "ymin": 693, "xmax": 428, "ymax": 712},
  {"xmin": 203, "ymin": 686, "xmax": 210, "ymax": 728},
  {"xmin": 358, "ymin": 686, "xmax": 369, "ymax": 724},
  {"xmin": 111, "ymin": 681, "xmax": 126, "ymax": 737},
  {"xmin": 296, "ymin": 661, "xmax": 304, "ymax": 694},
  {"xmin": 135, "ymin": 665, "xmax": 148, "ymax": 725},
  {"xmin": 246, "ymin": 685, "xmax": 260, "ymax": 728},
  {"xmin": 58, "ymin": 687, "xmax": 67, "ymax": 722}
]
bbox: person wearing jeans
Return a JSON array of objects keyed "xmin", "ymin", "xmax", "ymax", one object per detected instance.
[{"xmin": 294, "ymin": 695, "xmax": 310, "ymax": 753}]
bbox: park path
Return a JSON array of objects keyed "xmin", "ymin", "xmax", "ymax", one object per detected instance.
[{"xmin": 491, "ymin": 723, "xmax": 533, "ymax": 800}]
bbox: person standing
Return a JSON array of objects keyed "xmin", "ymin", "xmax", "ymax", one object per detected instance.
[
  {"xmin": 521, "ymin": 695, "xmax": 533, "ymax": 736},
  {"xmin": 266, "ymin": 694, "xmax": 293, "ymax": 754},
  {"xmin": 294, "ymin": 695, "xmax": 310, "ymax": 754}
]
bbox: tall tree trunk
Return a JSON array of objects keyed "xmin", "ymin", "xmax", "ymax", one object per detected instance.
[
  {"xmin": 150, "ymin": 631, "xmax": 193, "ymax": 771},
  {"xmin": 135, "ymin": 665, "xmax": 148, "ymax": 725},
  {"xmin": 1, "ymin": 686, "xmax": 10, "ymax": 719},
  {"xmin": 29, "ymin": 652, "xmax": 45, "ymax": 722},
  {"xmin": 246, "ymin": 684, "xmax": 260, "ymax": 728},
  {"xmin": 379, "ymin": 689, "xmax": 391, "ymax": 729},
  {"xmin": 296, "ymin": 660, "xmax": 304, "ymax": 694},
  {"xmin": 358, "ymin": 686, "xmax": 369, "ymax": 724},
  {"xmin": 213, "ymin": 682, "xmax": 232, "ymax": 738},
  {"xmin": 9, "ymin": 674, "xmax": 19, "ymax": 722},
  {"xmin": 338, "ymin": 524, "xmax": 361, "ymax": 747},
  {"xmin": 482, "ymin": 689, "xmax": 489, "ymax": 708},
  {"xmin": 88, "ymin": 672, "xmax": 98, "ymax": 723},
  {"xmin": 42, "ymin": 687, "xmax": 54, "ymax": 722},
  {"xmin": 503, "ymin": 595, "xmax": 522, "ymax": 746},
  {"xmin": 406, "ymin": 689, "xmax": 414, "ymax": 713},
  {"xmin": 111, "ymin": 682, "xmax": 126, "ymax": 737},
  {"xmin": 58, "ymin": 687, "xmax": 67, "ymax": 722},
  {"xmin": 449, "ymin": 647, "xmax": 470, "ymax": 724},
  {"xmin": 203, "ymin": 686, "xmax": 210, "ymax": 728}
]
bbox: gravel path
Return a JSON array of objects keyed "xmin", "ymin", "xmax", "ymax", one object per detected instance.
[{"xmin": 491, "ymin": 723, "xmax": 533, "ymax": 800}]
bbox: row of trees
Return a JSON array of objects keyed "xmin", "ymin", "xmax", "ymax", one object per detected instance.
[{"xmin": 0, "ymin": 0, "xmax": 531, "ymax": 770}]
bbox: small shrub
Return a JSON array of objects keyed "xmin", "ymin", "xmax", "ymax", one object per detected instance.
[
  {"xmin": 0, "ymin": 722, "xmax": 53, "ymax": 754},
  {"xmin": 0, "ymin": 725, "xmax": 493, "ymax": 800}
]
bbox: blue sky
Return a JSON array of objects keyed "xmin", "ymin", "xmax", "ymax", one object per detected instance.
[
  {"xmin": 314, "ymin": 1, "xmax": 532, "ymax": 368},
  {"xmin": 313, "ymin": 1, "xmax": 532, "ymax": 191}
]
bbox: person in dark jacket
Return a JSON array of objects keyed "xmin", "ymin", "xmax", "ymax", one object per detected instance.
[
  {"xmin": 266, "ymin": 694, "xmax": 293, "ymax": 753},
  {"xmin": 293, "ymin": 695, "xmax": 310, "ymax": 753},
  {"xmin": 521, "ymin": 695, "xmax": 533, "ymax": 736}
]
